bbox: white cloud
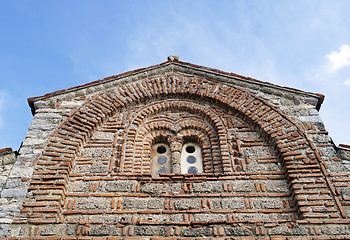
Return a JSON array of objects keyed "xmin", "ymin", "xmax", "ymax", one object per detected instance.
[
  {"xmin": 325, "ymin": 44, "xmax": 350, "ymax": 73},
  {"xmin": 344, "ymin": 78, "xmax": 350, "ymax": 87}
]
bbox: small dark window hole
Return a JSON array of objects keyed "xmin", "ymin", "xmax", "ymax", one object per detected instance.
[
  {"xmin": 157, "ymin": 146, "xmax": 167, "ymax": 154},
  {"xmin": 186, "ymin": 146, "xmax": 195, "ymax": 153}
]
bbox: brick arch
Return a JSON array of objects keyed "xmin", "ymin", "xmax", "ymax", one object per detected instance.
[
  {"xmin": 120, "ymin": 104, "xmax": 223, "ymax": 173},
  {"xmin": 120, "ymin": 99, "xmax": 231, "ymax": 169},
  {"xmin": 24, "ymin": 73, "xmax": 345, "ymax": 224}
]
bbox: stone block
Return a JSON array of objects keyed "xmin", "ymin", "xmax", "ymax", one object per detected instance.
[
  {"xmin": 268, "ymin": 225, "xmax": 308, "ymax": 236},
  {"xmin": 5, "ymin": 179, "xmax": 20, "ymax": 189},
  {"xmin": 174, "ymin": 199, "xmax": 201, "ymax": 210},
  {"xmin": 298, "ymin": 115, "xmax": 323, "ymax": 123},
  {"xmin": 90, "ymin": 165, "xmax": 108, "ymax": 173},
  {"xmin": 0, "ymin": 219, "xmax": 12, "ymax": 224},
  {"xmin": 321, "ymin": 226, "xmax": 350, "ymax": 235},
  {"xmin": 33, "ymin": 100, "xmax": 50, "ymax": 108},
  {"xmin": 88, "ymin": 225, "xmax": 112, "ymax": 236},
  {"xmin": 265, "ymin": 180, "xmax": 289, "ymax": 193},
  {"xmin": 15, "ymin": 154, "xmax": 37, "ymax": 167},
  {"xmin": 134, "ymin": 226, "xmax": 156, "ymax": 236},
  {"xmin": 90, "ymin": 131, "xmax": 115, "ymax": 140},
  {"xmin": 230, "ymin": 180, "xmax": 254, "ymax": 192},
  {"xmin": 0, "ymin": 201, "xmax": 21, "ymax": 212},
  {"xmin": 59, "ymin": 100, "xmax": 84, "ymax": 108},
  {"xmin": 29, "ymin": 122, "xmax": 56, "ymax": 131},
  {"xmin": 147, "ymin": 198, "xmax": 163, "ymax": 209},
  {"xmin": 0, "ymin": 176, "xmax": 7, "ymax": 187},
  {"xmin": 141, "ymin": 183, "xmax": 160, "ymax": 194},
  {"xmin": 311, "ymin": 134, "xmax": 330, "ymax": 143},
  {"xmin": 82, "ymin": 147, "xmax": 112, "ymax": 158},
  {"xmin": 194, "ymin": 213, "xmax": 226, "ymax": 222},
  {"xmin": 123, "ymin": 199, "xmax": 147, "ymax": 209},
  {"xmin": 0, "ymin": 224, "xmax": 10, "ymax": 237},
  {"xmin": 39, "ymin": 225, "xmax": 65, "ymax": 236},
  {"xmin": 68, "ymin": 182, "xmax": 90, "ymax": 192},
  {"xmin": 35, "ymin": 112, "xmax": 63, "ymax": 120},
  {"xmin": 192, "ymin": 182, "xmax": 222, "ymax": 193},
  {"xmin": 9, "ymin": 167, "xmax": 33, "ymax": 178},
  {"xmin": 221, "ymin": 198, "xmax": 245, "ymax": 209},
  {"xmin": 210, "ymin": 199, "xmax": 222, "ymax": 209},
  {"xmin": 224, "ymin": 226, "xmax": 251, "ymax": 236},
  {"xmin": 181, "ymin": 227, "xmax": 212, "ymax": 237},
  {"xmin": 309, "ymin": 108, "xmax": 319, "ymax": 116},
  {"xmin": 17, "ymin": 147, "xmax": 32, "ymax": 155},
  {"xmin": 66, "ymin": 225, "xmax": 76, "ymax": 235},
  {"xmin": 104, "ymin": 180, "xmax": 135, "ymax": 192},
  {"xmin": 74, "ymin": 165, "xmax": 91, "ymax": 174},
  {"xmin": 303, "ymin": 97, "xmax": 319, "ymax": 105},
  {"xmin": 76, "ymin": 198, "xmax": 109, "ymax": 210},
  {"xmin": 141, "ymin": 182, "xmax": 181, "ymax": 195},
  {"xmin": 1, "ymin": 188, "xmax": 27, "ymax": 198},
  {"xmin": 0, "ymin": 153, "xmax": 16, "ymax": 165},
  {"xmin": 257, "ymin": 198, "xmax": 284, "ymax": 209}
]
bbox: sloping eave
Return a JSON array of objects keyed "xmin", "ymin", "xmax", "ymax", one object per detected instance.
[{"xmin": 28, "ymin": 59, "xmax": 325, "ymax": 115}]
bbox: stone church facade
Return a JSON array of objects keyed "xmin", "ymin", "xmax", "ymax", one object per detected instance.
[{"xmin": 0, "ymin": 56, "xmax": 350, "ymax": 239}]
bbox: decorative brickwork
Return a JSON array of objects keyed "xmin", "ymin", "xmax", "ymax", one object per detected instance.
[{"xmin": 2, "ymin": 59, "xmax": 350, "ymax": 238}]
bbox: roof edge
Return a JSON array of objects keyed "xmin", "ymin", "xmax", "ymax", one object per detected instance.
[
  {"xmin": 0, "ymin": 147, "xmax": 13, "ymax": 156},
  {"xmin": 28, "ymin": 58, "xmax": 325, "ymax": 114},
  {"xmin": 171, "ymin": 61, "xmax": 325, "ymax": 111},
  {"xmin": 339, "ymin": 144, "xmax": 350, "ymax": 150}
]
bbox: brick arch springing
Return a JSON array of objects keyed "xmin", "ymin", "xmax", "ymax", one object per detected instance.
[{"xmin": 24, "ymin": 73, "xmax": 345, "ymax": 224}]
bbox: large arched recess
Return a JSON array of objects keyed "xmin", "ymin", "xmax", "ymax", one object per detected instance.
[{"xmin": 22, "ymin": 72, "xmax": 345, "ymax": 225}]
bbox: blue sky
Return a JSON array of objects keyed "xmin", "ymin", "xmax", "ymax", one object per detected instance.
[{"xmin": 1, "ymin": 0, "xmax": 350, "ymax": 150}]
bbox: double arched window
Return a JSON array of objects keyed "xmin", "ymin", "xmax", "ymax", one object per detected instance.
[{"xmin": 150, "ymin": 140, "xmax": 203, "ymax": 177}]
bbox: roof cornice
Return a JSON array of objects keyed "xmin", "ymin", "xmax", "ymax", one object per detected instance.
[{"xmin": 28, "ymin": 58, "xmax": 325, "ymax": 114}]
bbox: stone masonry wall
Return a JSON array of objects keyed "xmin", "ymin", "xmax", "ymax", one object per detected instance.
[
  {"xmin": 1, "ymin": 60, "xmax": 350, "ymax": 238},
  {"xmin": 0, "ymin": 148, "xmax": 17, "ymax": 236}
]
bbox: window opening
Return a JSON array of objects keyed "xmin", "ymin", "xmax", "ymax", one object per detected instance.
[
  {"xmin": 157, "ymin": 146, "xmax": 167, "ymax": 154},
  {"xmin": 186, "ymin": 146, "xmax": 195, "ymax": 153},
  {"xmin": 151, "ymin": 143, "xmax": 171, "ymax": 177},
  {"xmin": 180, "ymin": 142, "xmax": 203, "ymax": 174}
]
